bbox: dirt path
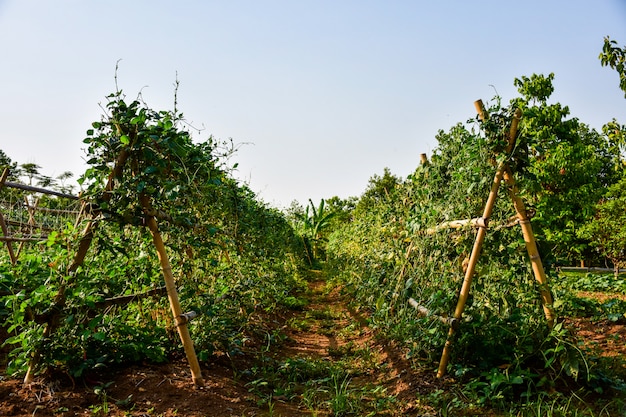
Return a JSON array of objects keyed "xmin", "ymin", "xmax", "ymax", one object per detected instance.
[
  {"xmin": 263, "ymin": 274, "xmax": 442, "ymax": 416},
  {"xmin": 0, "ymin": 272, "xmax": 442, "ymax": 417}
]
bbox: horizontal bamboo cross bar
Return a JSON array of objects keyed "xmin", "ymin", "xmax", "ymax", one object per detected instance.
[
  {"xmin": 424, "ymin": 217, "xmax": 488, "ymax": 235},
  {"xmin": 5, "ymin": 219, "xmax": 55, "ymax": 231},
  {"xmin": 424, "ymin": 215, "xmax": 521, "ymax": 235},
  {"xmin": 3, "ymin": 181, "xmax": 79, "ymax": 200},
  {"xmin": 0, "ymin": 235, "xmax": 47, "ymax": 242},
  {"xmin": 95, "ymin": 286, "xmax": 168, "ymax": 309},
  {"xmin": 21, "ymin": 205, "xmax": 81, "ymax": 215}
]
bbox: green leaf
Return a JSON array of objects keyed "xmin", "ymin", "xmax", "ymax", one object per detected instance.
[
  {"xmin": 120, "ymin": 135, "xmax": 130, "ymax": 145},
  {"xmin": 510, "ymin": 375, "xmax": 524, "ymax": 384},
  {"xmin": 93, "ymin": 332, "xmax": 106, "ymax": 341}
]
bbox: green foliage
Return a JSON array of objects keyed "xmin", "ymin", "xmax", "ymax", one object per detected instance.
[
  {"xmin": 600, "ymin": 36, "xmax": 626, "ymax": 98},
  {"xmin": 510, "ymin": 73, "xmax": 619, "ymax": 264},
  {"xmin": 325, "ymin": 74, "xmax": 622, "ymax": 406},
  {"xmin": 581, "ymin": 176, "xmax": 626, "ymax": 273},
  {"xmin": 1, "ymin": 85, "xmax": 307, "ymax": 379},
  {"xmin": 554, "ymin": 272, "xmax": 626, "ymax": 322},
  {"xmin": 293, "ymin": 199, "xmax": 336, "ymax": 265}
]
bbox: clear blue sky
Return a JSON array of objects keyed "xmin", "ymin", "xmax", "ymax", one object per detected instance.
[{"xmin": 1, "ymin": 1, "xmax": 625, "ymax": 208}]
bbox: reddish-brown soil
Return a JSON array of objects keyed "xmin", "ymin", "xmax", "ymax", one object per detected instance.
[
  {"xmin": 568, "ymin": 291, "xmax": 626, "ymax": 371},
  {"xmin": 1, "ymin": 281, "xmax": 624, "ymax": 416}
]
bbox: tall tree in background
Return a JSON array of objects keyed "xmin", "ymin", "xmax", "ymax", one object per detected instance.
[
  {"xmin": 580, "ymin": 37, "xmax": 626, "ymax": 272},
  {"xmin": 600, "ymin": 36, "xmax": 626, "ymax": 98},
  {"xmin": 510, "ymin": 74, "xmax": 619, "ymax": 265}
]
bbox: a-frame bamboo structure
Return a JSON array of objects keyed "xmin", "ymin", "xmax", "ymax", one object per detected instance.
[
  {"xmin": 434, "ymin": 100, "xmax": 556, "ymax": 378},
  {"xmin": 21, "ymin": 149, "xmax": 204, "ymax": 386}
]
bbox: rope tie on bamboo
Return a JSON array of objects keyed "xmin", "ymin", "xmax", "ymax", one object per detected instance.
[
  {"xmin": 176, "ymin": 311, "xmax": 199, "ymax": 326},
  {"xmin": 477, "ymin": 217, "xmax": 489, "ymax": 229},
  {"xmin": 408, "ymin": 298, "xmax": 459, "ymax": 330}
]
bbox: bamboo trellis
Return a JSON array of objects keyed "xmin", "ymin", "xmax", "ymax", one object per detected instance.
[
  {"xmin": 28, "ymin": 150, "xmax": 202, "ymax": 385},
  {"xmin": 3, "ymin": 156, "xmax": 205, "ymax": 386},
  {"xmin": 0, "ymin": 169, "xmax": 82, "ymax": 264},
  {"xmin": 408, "ymin": 100, "xmax": 556, "ymax": 378}
]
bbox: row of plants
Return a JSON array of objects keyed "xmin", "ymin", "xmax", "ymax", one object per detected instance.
[
  {"xmin": 0, "ymin": 86, "xmax": 309, "ymax": 381},
  {"xmin": 316, "ymin": 42, "xmax": 626, "ymax": 413}
]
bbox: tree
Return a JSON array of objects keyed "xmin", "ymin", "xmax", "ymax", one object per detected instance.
[
  {"xmin": 355, "ymin": 168, "xmax": 402, "ymax": 215},
  {"xmin": 510, "ymin": 74, "xmax": 619, "ymax": 264},
  {"xmin": 600, "ymin": 36, "xmax": 626, "ymax": 98},
  {"xmin": 581, "ymin": 176, "xmax": 626, "ymax": 276},
  {"xmin": 324, "ymin": 195, "xmax": 357, "ymax": 227},
  {"xmin": 0, "ymin": 150, "xmax": 19, "ymax": 181},
  {"xmin": 581, "ymin": 37, "xmax": 626, "ymax": 273},
  {"xmin": 19, "ymin": 163, "xmax": 42, "ymax": 186}
]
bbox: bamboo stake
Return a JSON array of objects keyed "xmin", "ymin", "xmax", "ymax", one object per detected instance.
[
  {"xmin": 437, "ymin": 161, "xmax": 506, "ymax": 377},
  {"xmin": 16, "ymin": 195, "xmax": 39, "ymax": 259},
  {"xmin": 390, "ymin": 240, "xmax": 415, "ymax": 311},
  {"xmin": 0, "ymin": 169, "xmax": 17, "ymax": 264},
  {"xmin": 502, "ymin": 168, "xmax": 555, "ymax": 327},
  {"xmin": 69, "ymin": 149, "xmax": 130, "ymax": 273},
  {"xmin": 436, "ymin": 100, "xmax": 519, "ymax": 378},
  {"xmin": 140, "ymin": 195, "xmax": 204, "ymax": 386},
  {"xmin": 23, "ymin": 285, "xmax": 67, "ymax": 385}
]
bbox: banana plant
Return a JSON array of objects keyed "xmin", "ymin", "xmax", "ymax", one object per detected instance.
[{"xmin": 297, "ymin": 199, "xmax": 336, "ymax": 265}]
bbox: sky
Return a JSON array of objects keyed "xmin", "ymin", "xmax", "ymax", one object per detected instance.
[{"xmin": 0, "ymin": 1, "xmax": 625, "ymax": 208}]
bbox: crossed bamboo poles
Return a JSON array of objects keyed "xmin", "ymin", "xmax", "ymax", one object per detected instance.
[
  {"xmin": 433, "ymin": 100, "xmax": 555, "ymax": 377},
  {"xmin": 22, "ymin": 146, "xmax": 204, "ymax": 386}
]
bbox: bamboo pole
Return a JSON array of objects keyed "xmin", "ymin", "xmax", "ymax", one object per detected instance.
[
  {"xmin": 502, "ymin": 168, "xmax": 555, "ymax": 327},
  {"xmin": 69, "ymin": 149, "xmax": 130, "ymax": 273},
  {"xmin": 140, "ymin": 195, "xmax": 204, "ymax": 386},
  {"xmin": 3, "ymin": 181, "xmax": 78, "ymax": 200},
  {"xmin": 424, "ymin": 215, "xmax": 521, "ymax": 235},
  {"xmin": 23, "ymin": 285, "xmax": 67, "ymax": 385},
  {"xmin": 0, "ymin": 236, "xmax": 47, "ymax": 242},
  {"xmin": 0, "ymin": 169, "xmax": 17, "ymax": 264},
  {"xmin": 408, "ymin": 298, "xmax": 458, "ymax": 328},
  {"xmin": 437, "ymin": 161, "xmax": 506, "ymax": 377},
  {"xmin": 390, "ymin": 240, "xmax": 415, "ymax": 311},
  {"xmin": 424, "ymin": 217, "xmax": 488, "ymax": 235},
  {"xmin": 17, "ymin": 195, "xmax": 39, "ymax": 259},
  {"xmin": 436, "ymin": 100, "xmax": 520, "ymax": 378}
]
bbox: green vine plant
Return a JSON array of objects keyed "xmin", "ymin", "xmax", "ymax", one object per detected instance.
[
  {"xmin": 325, "ymin": 73, "xmax": 623, "ymax": 407},
  {"xmin": 1, "ymin": 81, "xmax": 307, "ymax": 381}
]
